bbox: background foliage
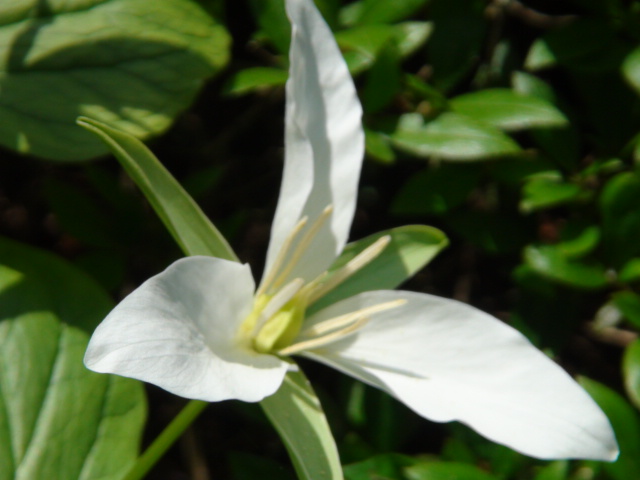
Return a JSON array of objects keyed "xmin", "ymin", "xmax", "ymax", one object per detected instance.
[{"xmin": 2, "ymin": 0, "xmax": 640, "ymax": 478}]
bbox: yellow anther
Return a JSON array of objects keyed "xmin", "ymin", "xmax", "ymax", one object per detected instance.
[
  {"xmin": 306, "ymin": 235, "xmax": 391, "ymax": 304},
  {"xmin": 278, "ymin": 316, "xmax": 369, "ymax": 356}
]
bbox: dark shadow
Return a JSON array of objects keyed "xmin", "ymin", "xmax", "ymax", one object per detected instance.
[{"xmin": 7, "ymin": 0, "xmax": 54, "ymax": 72}]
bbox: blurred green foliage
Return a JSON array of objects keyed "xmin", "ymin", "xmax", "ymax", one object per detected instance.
[{"xmin": 4, "ymin": 0, "xmax": 640, "ymax": 478}]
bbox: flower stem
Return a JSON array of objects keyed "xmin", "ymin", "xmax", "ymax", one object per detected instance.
[{"xmin": 122, "ymin": 399, "xmax": 209, "ymax": 480}]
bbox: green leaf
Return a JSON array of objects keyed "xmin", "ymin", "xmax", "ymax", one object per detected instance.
[
  {"xmin": 261, "ymin": 369, "xmax": 343, "ymax": 480},
  {"xmin": 392, "ymin": 164, "xmax": 480, "ymax": 216},
  {"xmin": 344, "ymin": 0, "xmax": 429, "ymax": 26},
  {"xmin": 392, "ymin": 112, "xmax": 522, "ymax": 161},
  {"xmin": 337, "ymin": 22, "xmax": 432, "ymax": 75},
  {"xmin": 524, "ymin": 245, "xmax": 608, "ymax": 289},
  {"xmin": 623, "ymin": 47, "xmax": 640, "ymax": 97},
  {"xmin": 365, "ymin": 128, "xmax": 396, "ymax": 164},
  {"xmin": 404, "ymin": 461, "xmax": 500, "ymax": 480},
  {"xmin": 77, "ymin": 117, "xmax": 238, "ymax": 261},
  {"xmin": 600, "ymin": 172, "xmax": 640, "ymax": 268},
  {"xmin": 579, "ymin": 377, "xmax": 640, "ymax": 480},
  {"xmin": 0, "ymin": 237, "xmax": 146, "ymax": 480},
  {"xmin": 344, "ymin": 453, "xmax": 415, "ymax": 480},
  {"xmin": 623, "ymin": 339, "xmax": 640, "ymax": 410},
  {"xmin": 520, "ymin": 176, "xmax": 585, "ymax": 213},
  {"xmin": 0, "ymin": 0, "xmax": 230, "ymax": 161},
  {"xmin": 224, "ymin": 67, "xmax": 288, "ymax": 96},
  {"xmin": 362, "ymin": 39, "xmax": 401, "ymax": 113},
  {"xmin": 532, "ymin": 461, "xmax": 569, "ymax": 480},
  {"xmin": 612, "ymin": 291, "xmax": 640, "ymax": 330},
  {"xmin": 0, "ymin": 235, "xmax": 113, "ymax": 333},
  {"xmin": 619, "ymin": 258, "xmax": 640, "ymax": 283},
  {"xmin": 525, "ymin": 19, "xmax": 625, "ymax": 72},
  {"xmin": 310, "ymin": 225, "xmax": 448, "ymax": 314},
  {"xmin": 450, "ymin": 89, "xmax": 568, "ymax": 131}
]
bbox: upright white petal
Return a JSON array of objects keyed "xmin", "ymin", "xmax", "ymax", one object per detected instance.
[
  {"xmin": 85, "ymin": 257, "xmax": 289, "ymax": 403},
  {"xmin": 301, "ymin": 291, "xmax": 619, "ymax": 461},
  {"xmin": 263, "ymin": 0, "xmax": 364, "ymax": 286}
]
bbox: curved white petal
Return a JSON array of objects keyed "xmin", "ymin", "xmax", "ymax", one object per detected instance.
[
  {"xmin": 85, "ymin": 256, "xmax": 289, "ymax": 403},
  {"xmin": 301, "ymin": 291, "xmax": 618, "ymax": 461},
  {"xmin": 263, "ymin": 0, "xmax": 364, "ymax": 287}
]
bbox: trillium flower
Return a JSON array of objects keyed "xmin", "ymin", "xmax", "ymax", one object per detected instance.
[{"xmin": 85, "ymin": 0, "xmax": 618, "ymax": 462}]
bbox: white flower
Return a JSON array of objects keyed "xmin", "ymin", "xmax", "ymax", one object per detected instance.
[{"xmin": 85, "ymin": 0, "xmax": 618, "ymax": 461}]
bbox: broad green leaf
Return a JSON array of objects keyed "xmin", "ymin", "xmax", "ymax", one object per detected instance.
[
  {"xmin": 532, "ymin": 461, "xmax": 569, "ymax": 480},
  {"xmin": 623, "ymin": 339, "xmax": 640, "ymax": 410},
  {"xmin": 404, "ymin": 461, "xmax": 500, "ymax": 480},
  {"xmin": 520, "ymin": 176, "xmax": 585, "ymax": 213},
  {"xmin": 525, "ymin": 19, "xmax": 624, "ymax": 72},
  {"xmin": 261, "ymin": 369, "xmax": 343, "ymax": 480},
  {"xmin": 337, "ymin": 22, "xmax": 432, "ymax": 75},
  {"xmin": 0, "ymin": 235, "xmax": 112, "ymax": 333},
  {"xmin": 450, "ymin": 89, "xmax": 567, "ymax": 131},
  {"xmin": 342, "ymin": 0, "xmax": 429, "ymax": 26},
  {"xmin": 613, "ymin": 291, "xmax": 640, "ymax": 329},
  {"xmin": 600, "ymin": 172, "xmax": 640, "ymax": 268},
  {"xmin": 344, "ymin": 454, "xmax": 415, "ymax": 480},
  {"xmin": 365, "ymin": 128, "xmax": 396, "ymax": 164},
  {"xmin": 77, "ymin": 117, "xmax": 238, "ymax": 261},
  {"xmin": 0, "ymin": 0, "xmax": 230, "ymax": 161},
  {"xmin": 555, "ymin": 224, "xmax": 600, "ymax": 258},
  {"xmin": 224, "ymin": 67, "xmax": 288, "ymax": 96},
  {"xmin": 249, "ymin": 0, "xmax": 339, "ymax": 54},
  {"xmin": 392, "ymin": 112, "xmax": 521, "ymax": 161},
  {"xmin": 511, "ymin": 71, "xmax": 559, "ymax": 104},
  {"xmin": 0, "ymin": 237, "xmax": 146, "ymax": 480},
  {"xmin": 524, "ymin": 245, "xmax": 608, "ymax": 289},
  {"xmin": 580, "ymin": 377, "xmax": 640, "ymax": 480},
  {"xmin": 623, "ymin": 47, "xmax": 640, "ymax": 96},
  {"xmin": 619, "ymin": 258, "xmax": 640, "ymax": 283},
  {"xmin": 310, "ymin": 225, "xmax": 448, "ymax": 314}
]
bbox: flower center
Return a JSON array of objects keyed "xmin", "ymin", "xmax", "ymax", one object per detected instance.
[{"xmin": 238, "ymin": 204, "xmax": 396, "ymax": 356}]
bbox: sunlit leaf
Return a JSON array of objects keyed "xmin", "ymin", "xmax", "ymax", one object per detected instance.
[
  {"xmin": 580, "ymin": 377, "xmax": 640, "ymax": 480},
  {"xmin": 392, "ymin": 112, "xmax": 521, "ymax": 161},
  {"xmin": 0, "ymin": 0, "xmax": 229, "ymax": 160},
  {"xmin": 224, "ymin": 67, "xmax": 288, "ymax": 96},
  {"xmin": 450, "ymin": 89, "xmax": 568, "ymax": 131},
  {"xmin": 261, "ymin": 370, "xmax": 342, "ymax": 480},
  {"xmin": 524, "ymin": 245, "xmax": 608, "ymax": 289},
  {"xmin": 0, "ymin": 236, "xmax": 146, "ymax": 480}
]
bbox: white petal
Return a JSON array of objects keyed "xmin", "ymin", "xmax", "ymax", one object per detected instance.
[
  {"xmin": 85, "ymin": 256, "xmax": 289, "ymax": 403},
  {"xmin": 263, "ymin": 0, "xmax": 364, "ymax": 286},
  {"xmin": 301, "ymin": 291, "xmax": 618, "ymax": 461}
]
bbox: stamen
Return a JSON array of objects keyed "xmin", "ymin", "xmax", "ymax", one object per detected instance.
[
  {"xmin": 278, "ymin": 316, "xmax": 369, "ymax": 356},
  {"xmin": 307, "ymin": 235, "xmax": 391, "ymax": 304},
  {"xmin": 257, "ymin": 216, "xmax": 308, "ymax": 296},
  {"xmin": 269, "ymin": 205, "xmax": 333, "ymax": 292},
  {"xmin": 251, "ymin": 278, "xmax": 304, "ymax": 337},
  {"xmin": 301, "ymin": 299, "xmax": 406, "ymax": 337}
]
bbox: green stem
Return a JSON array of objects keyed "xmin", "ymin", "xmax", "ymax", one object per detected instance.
[{"xmin": 122, "ymin": 399, "xmax": 209, "ymax": 480}]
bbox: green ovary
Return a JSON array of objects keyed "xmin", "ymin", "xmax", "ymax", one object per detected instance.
[{"xmin": 241, "ymin": 293, "xmax": 307, "ymax": 355}]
